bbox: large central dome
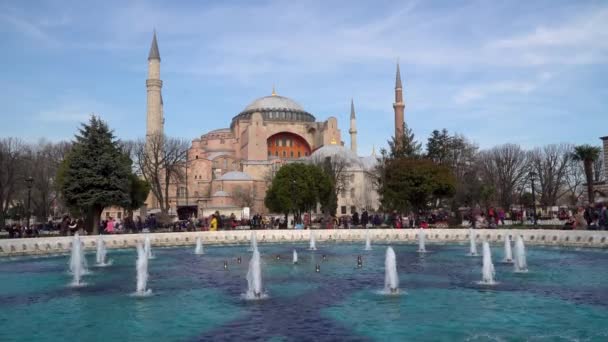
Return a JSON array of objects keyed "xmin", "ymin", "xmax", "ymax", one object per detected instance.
[
  {"xmin": 243, "ymin": 95, "xmax": 305, "ymax": 112},
  {"xmin": 232, "ymin": 93, "xmax": 316, "ymax": 125}
]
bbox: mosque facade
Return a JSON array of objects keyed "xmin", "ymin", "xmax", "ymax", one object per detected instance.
[{"xmin": 142, "ymin": 33, "xmax": 405, "ymax": 219}]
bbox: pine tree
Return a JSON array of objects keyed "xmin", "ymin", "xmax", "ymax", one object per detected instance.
[
  {"xmin": 386, "ymin": 123, "xmax": 422, "ymax": 159},
  {"xmin": 58, "ymin": 116, "xmax": 132, "ymax": 234}
]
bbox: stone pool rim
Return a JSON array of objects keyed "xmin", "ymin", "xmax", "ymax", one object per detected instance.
[{"xmin": 1, "ymin": 228, "xmax": 606, "ymax": 257}]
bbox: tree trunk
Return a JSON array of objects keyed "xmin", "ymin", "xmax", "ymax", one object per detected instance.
[
  {"xmin": 86, "ymin": 206, "xmax": 103, "ymax": 235},
  {"xmin": 584, "ymin": 160, "xmax": 594, "ymax": 204}
]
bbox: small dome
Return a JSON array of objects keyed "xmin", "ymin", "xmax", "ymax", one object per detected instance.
[
  {"xmin": 212, "ymin": 190, "xmax": 230, "ymax": 197},
  {"xmin": 243, "ymin": 95, "xmax": 304, "ymax": 112},
  {"xmin": 218, "ymin": 171, "xmax": 253, "ymax": 181},
  {"xmin": 309, "ymin": 145, "xmax": 363, "ymax": 168}
]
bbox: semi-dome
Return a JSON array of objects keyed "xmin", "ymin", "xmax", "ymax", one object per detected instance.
[
  {"xmin": 232, "ymin": 93, "xmax": 316, "ymax": 125},
  {"xmin": 309, "ymin": 145, "xmax": 363, "ymax": 168}
]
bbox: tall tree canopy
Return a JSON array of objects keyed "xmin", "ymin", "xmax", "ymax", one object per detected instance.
[
  {"xmin": 58, "ymin": 116, "xmax": 133, "ymax": 233},
  {"xmin": 264, "ymin": 163, "xmax": 333, "ymax": 217},
  {"xmin": 378, "ymin": 158, "xmax": 455, "ymax": 213},
  {"xmin": 377, "ymin": 126, "xmax": 455, "ymax": 215}
]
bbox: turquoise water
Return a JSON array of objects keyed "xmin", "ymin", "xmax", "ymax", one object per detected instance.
[{"xmin": 0, "ymin": 241, "xmax": 607, "ymax": 341}]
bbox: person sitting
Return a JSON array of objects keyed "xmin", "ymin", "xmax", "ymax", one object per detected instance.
[{"xmin": 564, "ymin": 216, "xmax": 575, "ymax": 230}]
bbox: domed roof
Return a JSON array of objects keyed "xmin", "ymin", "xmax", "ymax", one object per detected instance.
[
  {"xmin": 243, "ymin": 95, "xmax": 304, "ymax": 112},
  {"xmin": 218, "ymin": 171, "xmax": 253, "ymax": 181},
  {"xmin": 232, "ymin": 92, "xmax": 315, "ymax": 125},
  {"xmin": 309, "ymin": 145, "xmax": 363, "ymax": 168}
]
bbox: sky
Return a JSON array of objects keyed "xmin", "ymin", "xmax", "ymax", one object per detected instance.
[{"xmin": 0, "ymin": 0, "xmax": 607, "ymax": 154}]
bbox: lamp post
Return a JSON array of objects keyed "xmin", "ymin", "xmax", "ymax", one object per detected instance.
[
  {"xmin": 291, "ymin": 178, "xmax": 296, "ymax": 229},
  {"xmin": 25, "ymin": 176, "xmax": 33, "ymax": 229},
  {"xmin": 529, "ymin": 171, "xmax": 537, "ymax": 226},
  {"xmin": 185, "ymin": 157, "xmax": 189, "ymax": 218},
  {"xmin": 517, "ymin": 186, "xmax": 524, "ymax": 225}
]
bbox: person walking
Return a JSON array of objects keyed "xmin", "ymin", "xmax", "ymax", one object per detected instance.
[
  {"xmin": 105, "ymin": 217, "xmax": 115, "ymax": 234},
  {"xmin": 210, "ymin": 214, "xmax": 218, "ymax": 231},
  {"xmin": 599, "ymin": 203, "xmax": 607, "ymax": 230},
  {"xmin": 574, "ymin": 207, "xmax": 588, "ymax": 230}
]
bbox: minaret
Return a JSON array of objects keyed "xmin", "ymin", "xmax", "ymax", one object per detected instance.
[
  {"xmin": 146, "ymin": 31, "xmax": 163, "ymax": 141},
  {"xmin": 393, "ymin": 62, "xmax": 405, "ymax": 142},
  {"xmin": 349, "ymin": 99, "xmax": 357, "ymax": 154}
]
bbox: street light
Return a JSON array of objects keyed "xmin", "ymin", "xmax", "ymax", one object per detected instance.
[
  {"xmin": 291, "ymin": 178, "xmax": 297, "ymax": 229},
  {"xmin": 517, "ymin": 186, "xmax": 524, "ymax": 225},
  {"xmin": 25, "ymin": 176, "xmax": 33, "ymax": 229},
  {"xmin": 529, "ymin": 171, "xmax": 537, "ymax": 226}
]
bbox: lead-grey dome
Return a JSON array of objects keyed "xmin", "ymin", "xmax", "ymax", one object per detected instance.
[
  {"xmin": 244, "ymin": 95, "xmax": 304, "ymax": 112},
  {"xmin": 232, "ymin": 94, "xmax": 316, "ymax": 125}
]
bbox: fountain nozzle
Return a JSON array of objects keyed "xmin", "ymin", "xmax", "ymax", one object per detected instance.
[{"xmin": 315, "ymin": 264, "xmax": 320, "ymax": 273}]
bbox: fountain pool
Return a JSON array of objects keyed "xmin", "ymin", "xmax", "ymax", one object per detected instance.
[{"xmin": 0, "ymin": 242, "xmax": 607, "ymax": 341}]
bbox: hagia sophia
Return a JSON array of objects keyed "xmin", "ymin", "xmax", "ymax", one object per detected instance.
[{"xmin": 142, "ymin": 32, "xmax": 406, "ymax": 219}]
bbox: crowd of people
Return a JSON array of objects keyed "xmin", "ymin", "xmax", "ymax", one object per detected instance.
[
  {"xmin": 3, "ymin": 202, "xmax": 607, "ymax": 239},
  {"xmin": 467, "ymin": 203, "xmax": 608, "ymax": 230}
]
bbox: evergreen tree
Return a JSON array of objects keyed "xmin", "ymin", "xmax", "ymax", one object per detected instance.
[
  {"xmin": 386, "ymin": 123, "xmax": 422, "ymax": 159},
  {"xmin": 426, "ymin": 129, "xmax": 451, "ymax": 164},
  {"xmin": 126, "ymin": 174, "xmax": 150, "ymax": 216},
  {"xmin": 265, "ymin": 163, "xmax": 333, "ymax": 218},
  {"xmin": 378, "ymin": 158, "xmax": 455, "ymax": 214},
  {"xmin": 58, "ymin": 116, "xmax": 132, "ymax": 234}
]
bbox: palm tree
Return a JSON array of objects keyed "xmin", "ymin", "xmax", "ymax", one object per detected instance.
[{"xmin": 572, "ymin": 144, "xmax": 602, "ymax": 204}]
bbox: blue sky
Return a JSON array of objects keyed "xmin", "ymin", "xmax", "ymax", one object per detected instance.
[{"xmin": 1, "ymin": 0, "xmax": 606, "ymax": 154}]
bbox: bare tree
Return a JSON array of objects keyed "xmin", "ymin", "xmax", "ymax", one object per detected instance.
[
  {"xmin": 529, "ymin": 144, "xmax": 572, "ymax": 206},
  {"xmin": 133, "ymin": 134, "xmax": 189, "ymax": 215},
  {"xmin": 0, "ymin": 138, "xmax": 29, "ymax": 226},
  {"xmin": 478, "ymin": 144, "xmax": 529, "ymax": 209},
  {"xmin": 593, "ymin": 157, "xmax": 604, "ymax": 183},
  {"xmin": 309, "ymin": 154, "xmax": 351, "ymax": 197},
  {"xmin": 231, "ymin": 185, "xmax": 254, "ymax": 208},
  {"xmin": 563, "ymin": 158, "xmax": 586, "ymax": 205}
]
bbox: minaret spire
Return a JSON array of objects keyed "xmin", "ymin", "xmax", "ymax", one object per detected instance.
[
  {"xmin": 393, "ymin": 61, "xmax": 405, "ymax": 144},
  {"xmin": 146, "ymin": 30, "xmax": 164, "ymax": 141},
  {"xmin": 349, "ymin": 98, "xmax": 357, "ymax": 154},
  {"xmin": 395, "ymin": 62, "xmax": 402, "ymax": 89},
  {"xmin": 148, "ymin": 30, "xmax": 161, "ymax": 61}
]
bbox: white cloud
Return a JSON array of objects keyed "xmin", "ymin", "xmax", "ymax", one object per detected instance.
[
  {"xmin": 453, "ymin": 72, "xmax": 553, "ymax": 105},
  {"xmin": 37, "ymin": 107, "xmax": 91, "ymax": 123},
  {"xmin": 487, "ymin": 8, "xmax": 608, "ymax": 66}
]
